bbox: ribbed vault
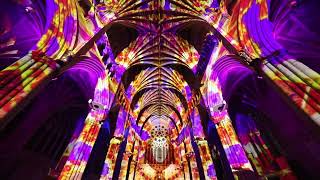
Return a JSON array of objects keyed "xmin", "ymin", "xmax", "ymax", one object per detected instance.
[{"xmin": 109, "ymin": 0, "xmax": 213, "ymax": 131}]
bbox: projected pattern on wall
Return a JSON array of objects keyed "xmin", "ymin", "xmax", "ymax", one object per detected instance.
[{"xmin": 2, "ymin": 0, "xmax": 318, "ymax": 179}]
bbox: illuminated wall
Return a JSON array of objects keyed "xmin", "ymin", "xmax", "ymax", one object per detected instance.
[{"xmin": 1, "ymin": 0, "xmax": 319, "ymax": 179}]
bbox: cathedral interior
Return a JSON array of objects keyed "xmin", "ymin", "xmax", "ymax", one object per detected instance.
[{"xmin": 1, "ymin": 0, "xmax": 320, "ymax": 179}]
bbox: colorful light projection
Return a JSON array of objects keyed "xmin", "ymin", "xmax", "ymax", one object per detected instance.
[
  {"xmin": 235, "ymin": 114, "xmax": 296, "ymax": 178},
  {"xmin": 115, "ymin": 33, "xmax": 199, "ymax": 73},
  {"xmin": 203, "ymin": 0, "xmax": 320, "ymax": 125},
  {"xmin": 202, "ymin": 77, "xmax": 253, "ymax": 171},
  {"xmin": 197, "ymin": 139, "xmax": 217, "ymax": 179},
  {"xmin": 100, "ymin": 136, "xmax": 123, "ymax": 179},
  {"xmin": 59, "ymin": 70, "xmax": 117, "ymax": 179},
  {"xmin": 190, "ymin": 106, "xmax": 217, "ymax": 179},
  {"xmin": 131, "ymin": 88, "xmax": 186, "ymax": 127},
  {"xmin": 128, "ymin": 68, "xmax": 191, "ymax": 126},
  {"xmin": 100, "ymin": 106, "xmax": 128, "ymax": 179},
  {"xmin": 59, "ymin": 115, "xmax": 101, "ymax": 179},
  {"xmin": 201, "ymin": 37, "xmax": 253, "ymax": 172},
  {"xmin": 152, "ymin": 137, "xmax": 169, "ymax": 163},
  {"xmin": 1, "ymin": 0, "xmax": 317, "ymax": 179},
  {"xmin": 108, "ymin": 109, "xmax": 196, "ymax": 179},
  {"xmin": 0, "ymin": 0, "xmax": 107, "ymax": 123},
  {"xmin": 0, "ymin": 50, "xmax": 59, "ymax": 122},
  {"xmin": 48, "ymin": 116, "xmax": 87, "ymax": 177},
  {"xmin": 107, "ymin": 5, "xmax": 218, "ymax": 176},
  {"xmin": 118, "ymin": 127, "xmax": 136, "ymax": 178},
  {"xmin": 138, "ymin": 116, "xmax": 186, "ymax": 179},
  {"xmin": 184, "ymin": 125, "xmax": 200, "ymax": 179},
  {"xmin": 163, "ymin": 164, "xmax": 181, "ymax": 179},
  {"xmin": 148, "ymin": 123, "xmax": 171, "ymax": 163}
]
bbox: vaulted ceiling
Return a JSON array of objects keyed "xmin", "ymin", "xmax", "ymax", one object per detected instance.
[{"xmin": 102, "ymin": 0, "xmax": 216, "ymax": 133}]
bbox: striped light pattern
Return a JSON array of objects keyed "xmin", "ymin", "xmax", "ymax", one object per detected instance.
[
  {"xmin": 59, "ymin": 70, "xmax": 117, "ymax": 179},
  {"xmin": 201, "ymin": 39, "xmax": 253, "ymax": 171},
  {"xmin": 204, "ymin": 0, "xmax": 320, "ymax": 125}
]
